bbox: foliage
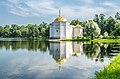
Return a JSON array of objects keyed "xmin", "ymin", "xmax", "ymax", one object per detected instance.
[
  {"xmin": 105, "ymin": 16, "xmax": 116, "ymax": 35},
  {"xmin": 112, "ymin": 20, "xmax": 120, "ymax": 36},
  {"xmin": 70, "ymin": 19, "xmax": 83, "ymax": 26},
  {"xmin": 103, "ymin": 32, "xmax": 108, "ymax": 37},
  {"xmin": 92, "ymin": 53, "xmax": 120, "ymax": 79},
  {"xmin": 115, "ymin": 12, "xmax": 120, "ymax": 20},
  {"xmin": 93, "ymin": 39, "xmax": 120, "ymax": 43},
  {"xmin": 84, "ymin": 20, "xmax": 101, "ymax": 39},
  {"xmin": 0, "ymin": 22, "xmax": 49, "ymax": 38},
  {"xmin": 72, "ymin": 13, "xmax": 120, "ymax": 40},
  {"xmin": 93, "ymin": 13, "xmax": 117, "ymax": 36},
  {"xmin": 93, "ymin": 14, "xmax": 106, "ymax": 34}
]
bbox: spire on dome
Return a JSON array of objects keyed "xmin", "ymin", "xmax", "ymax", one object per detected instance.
[
  {"xmin": 59, "ymin": 9, "xmax": 61, "ymax": 17},
  {"xmin": 53, "ymin": 9, "xmax": 68, "ymax": 22}
]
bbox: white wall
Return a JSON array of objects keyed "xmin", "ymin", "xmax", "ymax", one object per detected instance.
[
  {"xmin": 60, "ymin": 25, "xmax": 66, "ymax": 39},
  {"xmin": 80, "ymin": 28, "xmax": 83, "ymax": 37},
  {"xmin": 50, "ymin": 25, "xmax": 53, "ymax": 38},
  {"xmin": 72, "ymin": 27, "xmax": 83, "ymax": 38},
  {"xmin": 50, "ymin": 22, "xmax": 60, "ymax": 38},
  {"xmin": 50, "ymin": 21, "xmax": 83, "ymax": 39},
  {"xmin": 66, "ymin": 24, "xmax": 73, "ymax": 39}
]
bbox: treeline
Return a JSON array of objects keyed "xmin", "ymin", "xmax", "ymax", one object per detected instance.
[
  {"xmin": 0, "ymin": 22, "xmax": 49, "ymax": 38},
  {"xmin": 1, "ymin": 12, "xmax": 120, "ymax": 39},
  {"xmin": 71, "ymin": 12, "xmax": 120, "ymax": 39}
]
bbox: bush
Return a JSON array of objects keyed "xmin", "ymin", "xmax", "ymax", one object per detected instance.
[
  {"xmin": 102, "ymin": 36, "xmax": 116, "ymax": 39},
  {"xmin": 115, "ymin": 36, "xmax": 120, "ymax": 39},
  {"xmin": 92, "ymin": 54, "xmax": 120, "ymax": 79}
]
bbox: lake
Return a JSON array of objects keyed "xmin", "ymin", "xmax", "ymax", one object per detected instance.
[{"xmin": 0, "ymin": 39, "xmax": 119, "ymax": 79}]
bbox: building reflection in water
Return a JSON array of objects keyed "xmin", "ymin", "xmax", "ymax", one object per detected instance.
[{"xmin": 49, "ymin": 42, "xmax": 83, "ymax": 66}]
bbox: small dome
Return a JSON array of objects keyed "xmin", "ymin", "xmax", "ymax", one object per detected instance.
[
  {"xmin": 55, "ymin": 58, "xmax": 67, "ymax": 64},
  {"xmin": 72, "ymin": 52, "xmax": 81, "ymax": 57},
  {"xmin": 76, "ymin": 24, "xmax": 81, "ymax": 27},
  {"xmin": 54, "ymin": 16, "xmax": 67, "ymax": 22}
]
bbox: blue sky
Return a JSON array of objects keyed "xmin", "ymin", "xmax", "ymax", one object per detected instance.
[{"xmin": 0, "ymin": 0, "xmax": 120, "ymax": 26}]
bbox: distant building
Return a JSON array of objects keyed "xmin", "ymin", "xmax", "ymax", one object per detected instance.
[{"xmin": 49, "ymin": 10, "xmax": 83, "ymax": 39}]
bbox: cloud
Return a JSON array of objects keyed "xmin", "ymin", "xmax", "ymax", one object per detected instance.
[
  {"xmin": 61, "ymin": 6, "xmax": 106, "ymax": 20},
  {"xmin": 5, "ymin": 0, "xmax": 58, "ymax": 17},
  {"xmin": 2, "ymin": 0, "xmax": 120, "ymax": 21},
  {"xmin": 100, "ymin": 1, "xmax": 120, "ymax": 17},
  {"xmin": 83, "ymin": 0, "xmax": 94, "ymax": 4}
]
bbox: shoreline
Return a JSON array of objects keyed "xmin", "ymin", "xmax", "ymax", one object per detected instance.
[{"xmin": 1, "ymin": 38, "xmax": 120, "ymax": 43}]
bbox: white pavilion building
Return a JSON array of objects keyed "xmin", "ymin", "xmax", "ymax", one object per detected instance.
[{"xmin": 49, "ymin": 10, "xmax": 83, "ymax": 39}]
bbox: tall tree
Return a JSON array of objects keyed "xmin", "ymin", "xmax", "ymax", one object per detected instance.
[
  {"xmin": 112, "ymin": 21, "xmax": 120, "ymax": 36},
  {"xmin": 70, "ymin": 19, "xmax": 82, "ymax": 26},
  {"xmin": 3, "ymin": 25, "xmax": 11, "ymax": 37},
  {"xmin": 0, "ymin": 26, "xmax": 4, "ymax": 37},
  {"xmin": 93, "ymin": 14, "xmax": 99, "ymax": 24},
  {"xmin": 84, "ymin": 20, "xmax": 101, "ymax": 39},
  {"xmin": 105, "ymin": 16, "xmax": 116, "ymax": 35},
  {"xmin": 115, "ymin": 12, "xmax": 120, "ymax": 20},
  {"xmin": 93, "ymin": 14, "xmax": 106, "ymax": 35}
]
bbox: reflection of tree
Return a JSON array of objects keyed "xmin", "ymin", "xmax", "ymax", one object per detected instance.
[
  {"xmin": 39, "ymin": 42, "xmax": 49, "ymax": 52},
  {"xmin": 0, "ymin": 41, "xmax": 49, "ymax": 52},
  {"xmin": 83, "ymin": 43, "xmax": 100, "ymax": 59},
  {"xmin": 83, "ymin": 43, "xmax": 120, "ymax": 62},
  {"xmin": 0, "ymin": 41, "xmax": 11, "ymax": 50}
]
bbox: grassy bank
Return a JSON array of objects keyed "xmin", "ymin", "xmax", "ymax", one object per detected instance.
[
  {"xmin": 92, "ymin": 53, "xmax": 120, "ymax": 79},
  {"xmin": 49, "ymin": 38, "xmax": 120, "ymax": 42},
  {"xmin": 92, "ymin": 39, "xmax": 120, "ymax": 43},
  {"xmin": 48, "ymin": 38, "xmax": 91, "ymax": 42},
  {"xmin": 61, "ymin": 38, "xmax": 90, "ymax": 41}
]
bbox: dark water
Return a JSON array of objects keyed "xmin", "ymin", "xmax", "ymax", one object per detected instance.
[{"xmin": 0, "ymin": 39, "xmax": 120, "ymax": 79}]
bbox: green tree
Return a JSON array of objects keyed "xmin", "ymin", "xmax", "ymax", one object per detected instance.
[
  {"xmin": 93, "ymin": 14, "xmax": 106, "ymax": 35},
  {"xmin": 105, "ymin": 16, "xmax": 116, "ymax": 35},
  {"xmin": 112, "ymin": 21, "xmax": 120, "ymax": 36},
  {"xmin": 84, "ymin": 20, "xmax": 101, "ymax": 39},
  {"xmin": 3, "ymin": 25, "xmax": 11, "ymax": 37},
  {"xmin": 14, "ymin": 30, "xmax": 22, "ymax": 37},
  {"xmin": 20, "ymin": 26, "xmax": 29, "ymax": 37},
  {"xmin": 11, "ymin": 24, "xmax": 20, "ymax": 37},
  {"xmin": 38, "ymin": 22, "xmax": 49, "ymax": 37},
  {"xmin": 115, "ymin": 12, "xmax": 120, "ymax": 20},
  {"xmin": 27, "ymin": 24, "xmax": 40, "ymax": 38},
  {"xmin": 70, "ymin": 19, "xmax": 82, "ymax": 26},
  {"xmin": 103, "ymin": 32, "xmax": 109, "ymax": 37},
  {"xmin": 93, "ymin": 14, "xmax": 99, "ymax": 24},
  {"xmin": 0, "ymin": 26, "xmax": 4, "ymax": 37}
]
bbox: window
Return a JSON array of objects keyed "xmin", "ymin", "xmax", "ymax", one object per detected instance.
[{"xmin": 56, "ymin": 30, "xmax": 59, "ymax": 32}]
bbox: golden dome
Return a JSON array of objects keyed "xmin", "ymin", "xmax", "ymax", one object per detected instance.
[
  {"xmin": 54, "ymin": 16, "xmax": 67, "ymax": 22},
  {"xmin": 55, "ymin": 58, "xmax": 67, "ymax": 64},
  {"xmin": 73, "ymin": 52, "xmax": 81, "ymax": 57},
  {"xmin": 76, "ymin": 24, "xmax": 81, "ymax": 27}
]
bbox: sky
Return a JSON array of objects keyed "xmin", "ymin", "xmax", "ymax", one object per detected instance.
[{"xmin": 0, "ymin": 0, "xmax": 120, "ymax": 26}]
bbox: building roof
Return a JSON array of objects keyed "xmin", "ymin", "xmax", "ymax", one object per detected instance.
[
  {"xmin": 55, "ymin": 58, "xmax": 67, "ymax": 64},
  {"xmin": 72, "ymin": 52, "xmax": 81, "ymax": 57},
  {"xmin": 76, "ymin": 24, "xmax": 81, "ymax": 27},
  {"xmin": 54, "ymin": 16, "xmax": 67, "ymax": 22}
]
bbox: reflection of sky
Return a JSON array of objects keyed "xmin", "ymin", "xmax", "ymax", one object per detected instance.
[{"xmin": 0, "ymin": 45, "xmax": 111, "ymax": 79}]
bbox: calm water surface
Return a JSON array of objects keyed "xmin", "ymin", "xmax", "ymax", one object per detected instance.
[{"xmin": 0, "ymin": 39, "xmax": 120, "ymax": 79}]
